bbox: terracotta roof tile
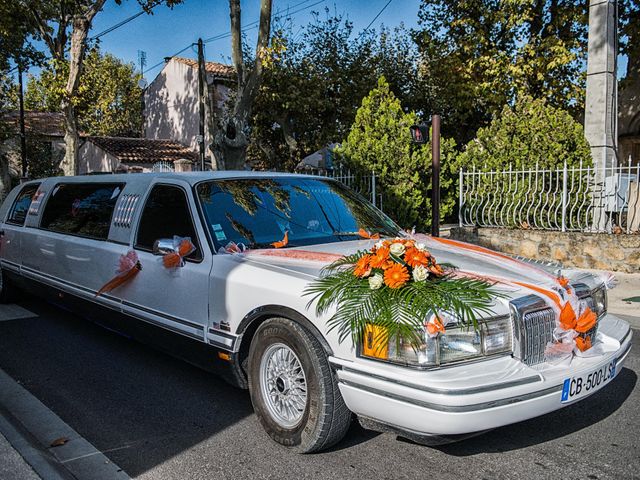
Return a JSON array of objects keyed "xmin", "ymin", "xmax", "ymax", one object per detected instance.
[
  {"xmin": 172, "ymin": 57, "xmax": 236, "ymax": 79},
  {"xmin": 1, "ymin": 111, "xmax": 66, "ymax": 137},
  {"xmin": 86, "ymin": 136, "xmax": 197, "ymax": 164}
]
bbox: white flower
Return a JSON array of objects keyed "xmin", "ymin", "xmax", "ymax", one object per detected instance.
[
  {"xmin": 389, "ymin": 242, "xmax": 405, "ymax": 256},
  {"xmin": 374, "ymin": 240, "xmax": 385, "ymax": 250},
  {"xmin": 416, "ymin": 242, "xmax": 426, "ymax": 252},
  {"xmin": 368, "ymin": 273, "xmax": 384, "ymax": 290},
  {"xmin": 412, "ymin": 265, "xmax": 428, "ymax": 282}
]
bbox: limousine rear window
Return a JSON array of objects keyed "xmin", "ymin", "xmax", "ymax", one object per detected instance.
[
  {"xmin": 40, "ymin": 183, "xmax": 124, "ymax": 240},
  {"xmin": 7, "ymin": 183, "xmax": 40, "ymax": 226},
  {"xmin": 195, "ymin": 178, "xmax": 401, "ymax": 249},
  {"xmin": 135, "ymin": 184, "xmax": 202, "ymax": 261}
]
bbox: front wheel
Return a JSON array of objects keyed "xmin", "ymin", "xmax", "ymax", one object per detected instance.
[{"xmin": 247, "ymin": 317, "xmax": 351, "ymax": 453}]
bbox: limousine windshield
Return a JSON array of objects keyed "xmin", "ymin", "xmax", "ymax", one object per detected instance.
[{"xmin": 196, "ymin": 178, "xmax": 401, "ymax": 249}]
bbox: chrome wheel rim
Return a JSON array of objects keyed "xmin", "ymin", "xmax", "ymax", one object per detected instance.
[{"xmin": 259, "ymin": 343, "xmax": 308, "ymax": 428}]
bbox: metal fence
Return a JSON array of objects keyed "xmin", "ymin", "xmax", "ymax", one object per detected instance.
[
  {"xmin": 152, "ymin": 161, "xmax": 174, "ymax": 172},
  {"xmin": 459, "ymin": 161, "xmax": 640, "ymax": 233},
  {"xmin": 309, "ymin": 168, "xmax": 383, "ymax": 211}
]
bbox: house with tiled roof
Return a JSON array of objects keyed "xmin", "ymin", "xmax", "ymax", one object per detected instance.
[
  {"xmin": 78, "ymin": 136, "xmax": 198, "ymax": 174},
  {"xmin": 0, "ymin": 111, "xmax": 69, "ymax": 187},
  {"xmin": 143, "ymin": 56, "xmax": 235, "ymax": 168}
]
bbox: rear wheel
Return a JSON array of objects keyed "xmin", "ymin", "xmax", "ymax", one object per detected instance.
[{"xmin": 247, "ymin": 317, "xmax": 351, "ymax": 453}]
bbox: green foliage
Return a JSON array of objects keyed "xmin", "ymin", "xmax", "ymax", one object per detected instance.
[
  {"xmin": 25, "ymin": 139, "xmax": 63, "ymax": 179},
  {"xmin": 335, "ymin": 77, "xmax": 457, "ymax": 230},
  {"xmin": 0, "ymin": 1, "xmax": 43, "ymax": 71},
  {"xmin": 455, "ymin": 96, "xmax": 592, "ymax": 171},
  {"xmin": 304, "ymin": 250, "xmax": 500, "ymax": 349},
  {"xmin": 414, "ymin": 0, "xmax": 588, "ymax": 145},
  {"xmin": 25, "ymin": 48, "xmax": 143, "ymax": 137},
  {"xmin": 249, "ymin": 11, "xmax": 423, "ymax": 170}
]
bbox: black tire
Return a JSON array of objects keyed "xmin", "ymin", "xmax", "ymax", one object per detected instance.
[
  {"xmin": 247, "ymin": 317, "xmax": 351, "ymax": 453},
  {"xmin": 0, "ymin": 268, "xmax": 17, "ymax": 304}
]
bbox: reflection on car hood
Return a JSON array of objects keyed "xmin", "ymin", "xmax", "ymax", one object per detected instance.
[{"xmin": 238, "ymin": 237, "xmax": 591, "ymax": 293}]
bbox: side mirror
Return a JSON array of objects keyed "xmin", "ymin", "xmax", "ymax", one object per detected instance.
[{"xmin": 153, "ymin": 238, "xmax": 178, "ymax": 256}]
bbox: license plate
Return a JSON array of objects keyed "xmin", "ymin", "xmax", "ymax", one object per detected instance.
[{"xmin": 561, "ymin": 360, "xmax": 617, "ymax": 403}]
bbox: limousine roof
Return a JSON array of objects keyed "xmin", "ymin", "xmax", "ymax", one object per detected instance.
[{"xmin": 30, "ymin": 171, "xmax": 323, "ymax": 187}]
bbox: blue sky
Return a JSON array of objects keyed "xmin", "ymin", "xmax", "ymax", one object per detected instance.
[{"xmin": 89, "ymin": 0, "xmax": 422, "ymax": 83}]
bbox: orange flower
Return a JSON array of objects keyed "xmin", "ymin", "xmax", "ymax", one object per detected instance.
[
  {"xmin": 404, "ymin": 247, "xmax": 428, "ymax": 268},
  {"xmin": 370, "ymin": 246, "xmax": 391, "ymax": 269},
  {"xmin": 383, "ymin": 263, "xmax": 410, "ymax": 289},
  {"xmin": 427, "ymin": 261, "xmax": 444, "ymax": 276},
  {"xmin": 575, "ymin": 335, "xmax": 592, "ymax": 352},
  {"xmin": 354, "ymin": 255, "xmax": 372, "ymax": 277}
]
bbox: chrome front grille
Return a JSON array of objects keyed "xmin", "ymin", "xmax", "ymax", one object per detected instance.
[{"xmin": 521, "ymin": 307, "xmax": 556, "ymax": 366}]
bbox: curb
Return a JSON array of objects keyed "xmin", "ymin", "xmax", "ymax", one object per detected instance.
[{"xmin": 0, "ymin": 368, "xmax": 130, "ymax": 480}]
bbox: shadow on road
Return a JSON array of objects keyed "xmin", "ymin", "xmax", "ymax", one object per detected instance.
[
  {"xmin": 436, "ymin": 366, "xmax": 637, "ymax": 456},
  {"xmin": 0, "ymin": 298, "xmax": 258, "ymax": 477}
]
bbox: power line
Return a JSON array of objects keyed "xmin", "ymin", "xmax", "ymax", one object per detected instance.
[
  {"xmin": 203, "ymin": 0, "xmax": 324, "ymax": 43},
  {"xmin": 91, "ymin": 9, "xmax": 146, "ymax": 40},
  {"xmin": 363, "ymin": 0, "xmax": 393, "ymax": 32},
  {"xmin": 145, "ymin": 0, "xmax": 327, "ymax": 75},
  {"xmin": 145, "ymin": 43, "xmax": 195, "ymax": 73}
]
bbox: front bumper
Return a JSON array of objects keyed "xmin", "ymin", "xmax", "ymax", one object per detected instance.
[{"xmin": 330, "ymin": 314, "xmax": 632, "ymax": 438}]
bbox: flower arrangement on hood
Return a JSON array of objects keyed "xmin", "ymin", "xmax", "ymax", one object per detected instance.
[{"xmin": 304, "ymin": 237, "xmax": 501, "ymax": 350}]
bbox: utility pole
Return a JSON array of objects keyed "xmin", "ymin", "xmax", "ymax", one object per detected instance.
[
  {"xmin": 17, "ymin": 65, "xmax": 27, "ymax": 179},
  {"xmin": 197, "ymin": 38, "xmax": 206, "ymax": 171},
  {"xmin": 431, "ymin": 114, "xmax": 441, "ymax": 237}
]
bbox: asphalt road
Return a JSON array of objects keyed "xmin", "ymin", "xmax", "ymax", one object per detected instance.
[{"xmin": 0, "ymin": 298, "xmax": 638, "ymax": 480}]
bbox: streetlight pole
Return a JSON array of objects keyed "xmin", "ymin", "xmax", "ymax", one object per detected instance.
[
  {"xmin": 197, "ymin": 38, "xmax": 206, "ymax": 171},
  {"xmin": 18, "ymin": 65, "xmax": 27, "ymax": 179},
  {"xmin": 431, "ymin": 114, "xmax": 441, "ymax": 237},
  {"xmin": 410, "ymin": 115, "xmax": 441, "ymax": 237}
]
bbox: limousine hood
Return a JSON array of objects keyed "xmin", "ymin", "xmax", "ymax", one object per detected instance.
[{"xmin": 236, "ymin": 236, "xmax": 603, "ymax": 297}]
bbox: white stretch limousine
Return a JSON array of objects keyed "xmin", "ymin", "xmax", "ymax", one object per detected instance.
[{"xmin": 0, "ymin": 173, "xmax": 632, "ymax": 452}]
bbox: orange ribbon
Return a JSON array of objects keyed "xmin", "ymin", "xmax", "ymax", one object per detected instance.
[
  {"xmin": 163, "ymin": 238, "xmax": 195, "ymax": 268},
  {"xmin": 358, "ymin": 228, "xmax": 380, "ymax": 240},
  {"xmin": 96, "ymin": 251, "xmax": 142, "ymax": 297},
  {"xmin": 271, "ymin": 231, "xmax": 289, "ymax": 248}
]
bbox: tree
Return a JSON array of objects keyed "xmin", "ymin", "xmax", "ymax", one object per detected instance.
[
  {"xmin": 24, "ymin": 0, "xmax": 181, "ymax": 176},
  {"xmin": 210, "ymin": 0, "xmax": 273, "ymax": 170},
  {"xmin": 454, "ymin": 96, "xmax": 592, "ymax": 171},
  {"xmin": 26, "ymin": 48, "xmax": 144, "ymax": 137},
  {"xmin": 248, "ymin": 12, "xmax": 422, "ymax": 171},
  {"xmin": 335, "ymin": 77, "xmax": 457, "ymax": 231},
  {"xmin": 413, "ymin": 0, "xmax": 588, "ymax": 146}
]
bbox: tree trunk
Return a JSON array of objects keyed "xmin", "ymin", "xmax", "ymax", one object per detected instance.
[
  {"xmin": 60, "ymin": 100, "xmax": 79, "ymax": 175},
  {"xmin": 60, "ymin": 5, "xmax": 104, "ymax": 176},
  {"xmin": 211, "ymin": 0, "xmax": 272, "ymax": 170}
]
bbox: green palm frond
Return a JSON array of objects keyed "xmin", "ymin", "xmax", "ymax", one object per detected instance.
[{"xmin": 304, "ymin": 260, "xmax": 504, "ymax": 349}]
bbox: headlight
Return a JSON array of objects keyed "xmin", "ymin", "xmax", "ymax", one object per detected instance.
[
  {"xmin": 591, "ymin": 286, "xmax": 607, "ymax": 317},
  {"xmin": 360, "ymin": 315, "xmax": 513, "ymax": 368}
]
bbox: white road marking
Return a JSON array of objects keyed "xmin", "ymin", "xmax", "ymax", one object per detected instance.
[{"xmin": 0, "ymin": 304, "xmax": 37, "ymax": 322}]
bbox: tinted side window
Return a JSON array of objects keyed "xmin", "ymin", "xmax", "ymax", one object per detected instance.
[
  {"xmin": 40, "ymin": 183, "xmax": 123, "ymax": 240},
  {"xmin": 135, "ymin": 185, "xmax": 201, "ymax": 261},
  {"xmin": 7, "ymin": 183, "xmax": 40, "ymax": 226}
]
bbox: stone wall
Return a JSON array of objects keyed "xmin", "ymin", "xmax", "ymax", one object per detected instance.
[{"xmin": 450, "ymin": 227, "xmax": 640, "ymax": 273}]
